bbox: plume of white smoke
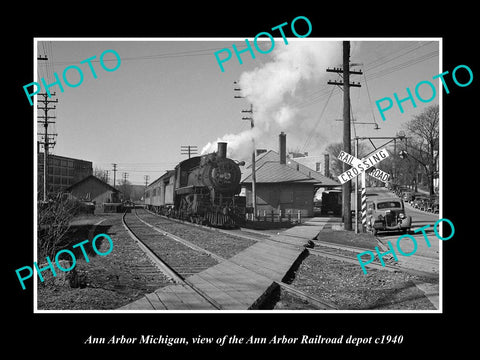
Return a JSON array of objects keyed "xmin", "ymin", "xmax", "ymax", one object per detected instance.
[
  {"xmin": 200, "ymin": 127, "xmax": 262, "ymax": 160},
  {"xmin": 202, "ymin": 40, "xmax": 341, "ymax": 160}
]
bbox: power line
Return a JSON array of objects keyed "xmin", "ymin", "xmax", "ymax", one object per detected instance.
[
  {"xmin": 363, "ymin": 41, "xmax": 436, "ymax": 72},
  {"xmin": 45, "ymin": 42, "xmax": 274, "ymax": 65},
  {"xmin": 363, "ymin": 51, "xmax": 438, "ymax": 82},
  {"xmin": 289, "ymin": 42, "xmax": 439, "ymax": 111},
  {"xmin": 301, "ymin": 86, "xmax": 335, "ymax": 152},
  {"xmin": 37, "ymin": 90, "xmax": 58, "ymax": 201}
]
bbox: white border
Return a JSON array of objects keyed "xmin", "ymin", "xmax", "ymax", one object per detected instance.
[{"xmin": 33, "ymin": 37, "xmax": 443, "ymax": 314}]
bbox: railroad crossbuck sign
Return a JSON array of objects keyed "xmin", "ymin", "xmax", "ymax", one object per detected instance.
[{"xmin": 336, "ymin": 149, "xmax": 390, "ymax": 184}]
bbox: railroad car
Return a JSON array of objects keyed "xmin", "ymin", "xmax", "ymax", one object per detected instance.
[
  {"xmin": 320, "ymin": 190, "xmax": 362, "ymax": 216},
  {"xmin": 145, "ymin": 142, "xmax": 246, "ymax": 227},
  {"xmin": 320, "ymin": 189, "xmax": 342, "ymax": 216}
]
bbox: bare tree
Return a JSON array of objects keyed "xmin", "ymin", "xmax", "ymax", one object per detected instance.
[
  {"xmin": 117, "ymin": 179, "xmax": 132, "ymax": 200},
  {"xmin": 325, "ymin": 143, "xmax": 344, "ymax": 177},
  {"xmin": 325, "ymin": 141, "xmax": 370, "ymax": 178},
  {"xmin": 38, "ymin": 193, "xmax": 80, "ymax": 259},
  {"xmin": 403, "ymin": 105, "xmax": 439, "ymax": 195},
  {"xmin": 93, "ymin": 166, "xmax": 109, "ymax": 184}
]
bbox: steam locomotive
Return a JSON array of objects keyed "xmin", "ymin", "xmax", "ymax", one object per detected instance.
[{"xmin": 144, "ymin": 142, "xmax": 246, "ymax": 227}]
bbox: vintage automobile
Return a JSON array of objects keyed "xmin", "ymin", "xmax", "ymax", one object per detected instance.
[
  {"xmin": 366, "ymin": 196, "xmax": 412, "ymax": 235},
  {"xmin": 412, "ymin": 196, "xmax": 429, "ymax": 210}
]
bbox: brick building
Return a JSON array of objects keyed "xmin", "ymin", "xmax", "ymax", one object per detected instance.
[{"xmin": 37, "ymin": 153, "xmax": 93, "ymax": 194}]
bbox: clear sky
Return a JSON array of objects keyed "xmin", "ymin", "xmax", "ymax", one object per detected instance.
[{"xmin": 34, "ymin": 38, "xmax": 440, "ymax": 185}]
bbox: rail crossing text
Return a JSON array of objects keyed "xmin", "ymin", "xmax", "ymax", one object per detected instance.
[{"xmin": 337, "ymin": 148, "xmax": 390, "ymax": 185}]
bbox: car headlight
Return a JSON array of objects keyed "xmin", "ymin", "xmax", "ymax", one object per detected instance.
[{"xmin": 399, "ymin": 213, "xmax": 405, "ymax": 219}]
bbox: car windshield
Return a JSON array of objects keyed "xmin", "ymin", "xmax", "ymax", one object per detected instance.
[{"xmin": 377, "ymin": 201, "xmax": 402, "ymax": 209}]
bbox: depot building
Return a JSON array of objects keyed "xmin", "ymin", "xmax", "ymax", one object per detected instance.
[{"xmin": 241, "ymin": 132, "xmax": 339, "ymax": 217}]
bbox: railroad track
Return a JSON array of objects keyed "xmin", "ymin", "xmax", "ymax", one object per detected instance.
[
  {"xmin": 143, "ymin": 207, "xmax": 269, "ymax": 243},
  {"xmin": 127, "ymin": 208, "xmax": 337, "ymax": 310},
  {"xmin": 122, "ymin": 209, "xmax": 224, "ymax": 309},
  {"xmin": 309, "ymin": 241, "xmax": 438, "ymax": 279},
  {"xmin": 143, "ymin": 207, "xmax": 319, "ymax": 252}
]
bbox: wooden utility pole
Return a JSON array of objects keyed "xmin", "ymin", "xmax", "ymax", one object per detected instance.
[
  {"xmin": 37, "ymin": 92, "xmax": 58, "ymax": 201},
  {"xmin": 242, "ymin": 103, "xmax": 256, "ymax": 219},
  {"xmin": 327, "ymin": 41, "xmax": 362, "ymax": 231},
  {"xmin": 181, "ymin": 145, "xmax": 198, "ymax": 159},
  {"xmin": 234, "ymin": 82, "xmax": 256, "ymax": 220},
  {"xmin": 112, "ymin": 163, "xmax": 117, "ymax": 188},
  {"xmin": 342, "ymin": 41, "xmax": 352, "ymax": 230}
]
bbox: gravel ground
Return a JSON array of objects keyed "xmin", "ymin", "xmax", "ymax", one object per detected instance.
[
  {"xmin": 37, "ymin": 213, "xmax": 173, "ymax": 310},
  {"xmin": 274, "ymin": 245, "xmax": 438, "ymax": 311},
  {"xmin": 37, "ymin": 210, "xmax": 258, "ymax": 310},
  {"xmin": 37, "ymin": 213, "xmax": 438, "ymax": 311},
  {"xmin": 124, "ymin": 212, "xmax": 220, "ymax": 276},
  {"xmin": 137, "ymin": 209, "xmax": 257, "ymax": 259}
]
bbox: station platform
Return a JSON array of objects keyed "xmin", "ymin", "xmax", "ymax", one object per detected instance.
[{"xmin": 118, "ymin": 217, "xmax": 338, "ymax": 311}]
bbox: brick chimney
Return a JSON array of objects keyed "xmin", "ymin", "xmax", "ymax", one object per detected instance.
[
  {"xmin": 279, "ymin": 132, "xmax": 286, "ymax": 164},
  {"xmin": 324, "ymin": 153, "xmax": 330, "ymax": 177}
]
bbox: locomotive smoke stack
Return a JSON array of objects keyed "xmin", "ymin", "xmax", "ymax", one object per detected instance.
[
  {"xmin": 279, "ymin": 132, "xmax": 286, "ymax": 165},
  {"xmin": 217, "ymin": 142, "xmax": 227, "ymax": 159}
]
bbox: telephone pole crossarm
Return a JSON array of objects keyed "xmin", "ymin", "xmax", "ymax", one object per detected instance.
[
  {"xmin": 234, "ymin": 81, "xmax": 256, "ymax": 220},
  {"xmin": 326, "ymin": 41, "xmax": 364, "ymax": 231},
  {"xmin": 37, "ymin": 92, "xmax": 58, "ymax": 201}
]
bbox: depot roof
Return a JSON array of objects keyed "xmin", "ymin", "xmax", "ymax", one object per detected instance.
[{"xmin": 241, "ymin": 150, "xmax": 339, "ymax": 186}]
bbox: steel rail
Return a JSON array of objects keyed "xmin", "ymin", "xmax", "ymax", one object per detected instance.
[{"xmin": 122, "ymin": 211, "xmax": 224, "ymax": 310}]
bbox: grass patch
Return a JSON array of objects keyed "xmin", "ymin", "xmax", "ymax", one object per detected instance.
[{"xmin": 315, "ymin": 229, "xmax": 377, "ymax": 250}]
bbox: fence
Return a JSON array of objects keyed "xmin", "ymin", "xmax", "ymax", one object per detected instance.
[{"xmin": 245, "ymin": 209, "xmax": 302, "ymax": 224}]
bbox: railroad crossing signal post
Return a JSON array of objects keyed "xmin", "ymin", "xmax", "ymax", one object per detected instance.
[
  {"xmin": 355, "ymin": 137, "xmax": 359, "ymax": 233},
  {"xmin": 326, "ymin": 41, "xmax": 362, "ymax": 231},
  {"xmin": 336, "ymin": 148, "xmax": 391, "ymax": 233},
  {"xmin": 361, "ymin": 171, "xmax": 367, "ymax": 232}
]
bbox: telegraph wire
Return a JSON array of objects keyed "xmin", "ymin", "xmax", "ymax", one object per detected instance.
[
  {"xmin": 300, "ymin": 86, "xmax": 335, "ymax": 153},
  {"xmin": 291, "ymin": 45, "xmax": 438, "ymax": 111},
  {"xmin": 45, "ymin": 42, "xmax": 274, "ymax": 65}
]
